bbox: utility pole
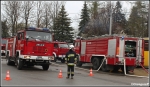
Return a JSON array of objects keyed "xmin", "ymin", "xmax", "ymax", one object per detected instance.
[
  {"xmin": 0, "ymin": 0, "xmax": 1, "ymax": 58},
  {"xmin": 109, "ymin": 1, "xmax": 112, "ymax": 35},
  {"xmin": 148, "ymin": 2, "xmax": 150, "ymax": 53}
]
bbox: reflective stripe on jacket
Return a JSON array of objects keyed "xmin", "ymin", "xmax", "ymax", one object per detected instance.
[{"xmin": 68, "ymin": 63, "xmax": 74, "ymax": 66}]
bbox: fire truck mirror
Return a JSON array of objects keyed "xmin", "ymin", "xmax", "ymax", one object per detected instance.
[
  {"xmin": 17, "ymin": 34, "xmax": 20, "ymax": 40},
  {"xmin": 26, "ymin": 36, "xmax": 29, "ymax": 40}
]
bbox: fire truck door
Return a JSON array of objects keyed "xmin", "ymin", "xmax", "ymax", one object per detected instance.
[
  {"xmin": 118, "ymin": 38, "xmax": 125, "ymax": 61},
  {"xmin": 137, "ymin": 39, "xmax": 142, "ymax": 63},
  {"xmin": 16, "ymin": 32, "xmax": 24, "ymax": 55}
]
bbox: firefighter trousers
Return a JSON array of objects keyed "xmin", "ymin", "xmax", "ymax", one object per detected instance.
[{"xmin": 67, "ymin": 65, "xmax": 74, "ymax": 77}]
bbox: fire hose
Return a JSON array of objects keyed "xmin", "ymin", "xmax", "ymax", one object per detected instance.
[
  {"xmin": 51, "ymin": 56, "xmax": 107, "ymax": 71},
  {"xmin": 124, "ymin": 59, "xmax": 149, "ymax": 78},
  {"xmin": 51, "ymin": 56, "xmax": 149, "ymax": 79},
  {"xmin": 137, "ymin": 60, "xmax": 149, "ymax": 74},
  {"xmin": 96, "ymin": 56, "xmax": 149, "ymax": 78},
  {"xmin": 97, "ymin": 56, "xmax": 107, "ymax": 71}
]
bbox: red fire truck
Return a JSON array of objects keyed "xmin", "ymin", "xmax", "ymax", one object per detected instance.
[
  {"xmin": 1, "ymin": 38, "xmax": 7, "ymax": 58},
  {"xmin": 6, "ymin": 27, "xmax": 54, "ymax": 70},
  {"xmin": 52, "ymin": 41, "xmax": 70, "ymax": 63},
  {"xmin": 74, "ymin": 35, "xmax": 144, "ymax": 73}
]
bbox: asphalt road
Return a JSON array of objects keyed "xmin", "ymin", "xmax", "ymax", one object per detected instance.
[{"xmin": 1, "ymin": 59, "xmax": 149, "ymax": 86}]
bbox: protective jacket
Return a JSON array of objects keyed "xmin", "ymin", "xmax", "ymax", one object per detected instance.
[{"xmin": 65, "ymin": 49, "xmax": 77, "ymax": 66}]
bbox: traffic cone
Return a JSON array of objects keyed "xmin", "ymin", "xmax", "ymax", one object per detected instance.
[
  {"xmin": 5, "ymin": 70, "xmax": 11, "ymax": 81},
  {"xmin": 58, "ymin": 70, "xmax": 63, "ymax": 78},
  {"xmin": 89, "ymin": 68, "xmax": 94, "ymax": 76}
]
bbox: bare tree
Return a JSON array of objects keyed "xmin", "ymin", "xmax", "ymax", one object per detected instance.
[
  {"xmin": 83, "ymin": 1, "xmax": 129, "ymax": 37},
  {"xmin": 84, "ymin": 1, "xmax": 114, "ymax": 37},
  {"xmin": 36, "ymin": 1, "xmax": 44, "ymax": 27},
  {"xmin": 41, "ymin": 2, "xmax": 53, "ymax": 28},
  {"xmin": 50, "ymin": 1, "xmax": 66, "ymax": 29},
  {"xmin": 3, "ymin": 1, "xmax": 22, "ymax": 36},
  {"xmin": 40, "ymin": 1, "xmax": 65, "ymax": 30},
  {"xmin": 22, "ymin": 1, "xmax": 35, "ymax": 28}
]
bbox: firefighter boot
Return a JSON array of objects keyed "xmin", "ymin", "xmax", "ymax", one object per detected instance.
[
  {"xmin": 71, "ymin": 76, "xmax": 73, "ymax": 79},
  {"xmin": 66, "ymin": 72, "xmax": 70, "ymax": 79},
  {"xmin": 66, "ymin": 74, "xmax": 70, "ymax": 79}
]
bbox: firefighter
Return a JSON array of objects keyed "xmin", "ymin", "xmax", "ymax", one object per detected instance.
[{"xmin": 65, "ymin": 45, "xmax": 77, "ymax": 79}]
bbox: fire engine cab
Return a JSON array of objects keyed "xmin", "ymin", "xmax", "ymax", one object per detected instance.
[
  {"xmin": 74, "ymin": 35, "xmax": 144, "ymax": 73},
  {"xmin": 1, "ymin": 38, "xmax": 7, "ymax": 58},
  {"xmin": 52, "ymin": 41, "xmax": 69, "ymax": 63},
  {"xmin": 6, "ymin": 27, "xmax": 54, "ymax": 70}
]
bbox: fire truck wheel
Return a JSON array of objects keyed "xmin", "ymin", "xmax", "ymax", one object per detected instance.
[
  {"xmin": 92, "ymin": 57, "xmax": 100, "ymax": 70},
  {"xmin": 16, "ymin": 58, "xmax": 23, "ymax": 70},
  {"xmin": 121, "ymin": 66, "xmax": 129, "ymax": 73},
  {"xmin": 101, "ymin": 60, "xmax": 109, "ymax": 72},
  {"xmin": 52, "ymin": 55, "xmax": 57, "ymax": 62},
  {"xmin": 42, "ymin": 64, "xmax": 49, "ymax": 70},
  {"xmin": 6, "ymin": 56, "xmax": 11, "ymax": 65},
  {"xmin": 61, "ymin": 59, "xmax": 65, "ymax": 63},
  {"xmin": 76, "ymin": 61, "xmax": 82, "ymax": 67},
  {"xmin": 76, "ymin": 57, "xmax": 82, "ymax": 67},
  {"xmin": 112, "ymin": 66, "xmax": 120, "ymax": 72}
]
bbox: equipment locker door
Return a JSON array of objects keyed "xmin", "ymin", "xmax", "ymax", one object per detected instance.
[
  {"xmin": 107, "ymin": 39, "xmax": 116, "ymax": 56},
  {"xmin": 107, "ymin": 39, "xmax": 116, "ymax": 64},
  {"xmin": 5, "ymin": 39, "xmax": 8, "ymax": 56},
  {"xmin": 137, "ymin": 39, "xmax": 143, "ymax": 63},
  {"xmin": 81, "ymin": 42, "xmax": 86, "ymax": 55},
  {"xmin": 12, "ymin": 37, "xmax": 16, "ymax": 57},
  {"xmin": 81, "ymin": 41, "xmax": 86, "ymax": 61},
  {"xmin": 118, "ymin": 38, "xmax": 125, "ymax": 61}
]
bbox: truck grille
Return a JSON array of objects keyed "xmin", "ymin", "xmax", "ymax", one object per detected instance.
[{"xmin": 33, "ymin": 46, "xmax": 46, "ymax": 53}]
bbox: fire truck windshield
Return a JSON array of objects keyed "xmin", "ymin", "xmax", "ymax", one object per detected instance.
[
  {"xmin": 26, "ymin": 31, "xmax": 52, "ymax": 42},
  {"xmin": 1, "ymin": 39, "xmax": 7, "ymax": 44},
  {"xmin": 58, "ymin": 44, "xmax": 69, "ymax": 48}
]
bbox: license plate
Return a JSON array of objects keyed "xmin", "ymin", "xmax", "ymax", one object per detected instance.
[{"xmin": 36, "ymin": 56, "xmax": 43, "ymax": 60}]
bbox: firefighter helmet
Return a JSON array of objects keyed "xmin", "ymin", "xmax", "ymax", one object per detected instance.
[{"xmin": 69, "ymin": 45, "xmax": 74, "ymax": 49}]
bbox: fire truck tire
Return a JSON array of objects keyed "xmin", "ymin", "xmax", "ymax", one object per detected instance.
[
  {"xmin": 101, "ymin": 60, "xmax": 109, "ymax": 72},
  {"xmin": 16, "ymin": 58, "xmax": 23, "ymax": 70},
  {"xmin": 92, "ymin": 57, "xmax": 100, "ymax": 70},
  {"xmin": 76, "ymin": 61, "xmax": 82, "ymax": 67},
  {"xmin": 6, "ymin": 56, "xmax": 11, "ymax": 65},
  {"xmin": 121, "ymin": 66, "xmax": 129, "ymax": 73},
  {"xmin": 61, "ymin": 59, "xmax": 65, "ymax": 63},
  {"xmin": 42, "ymin": 64, "xmax": 49, "ymax": 70},
  {"xmin": 112, "ymin": 66, "xmax": 120, "ymax": 72},
  {"xmin": 52, "ymin": 55, "xmax": 57, "ymax": 62},
  {"xmin": 76, "ymin": 57, "xmax": 82, "ymax": 67}
]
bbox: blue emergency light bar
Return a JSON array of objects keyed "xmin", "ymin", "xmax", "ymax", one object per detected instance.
[{"xmin": 27, "ymin": 27, "xmax": 50, "ymax": 32}]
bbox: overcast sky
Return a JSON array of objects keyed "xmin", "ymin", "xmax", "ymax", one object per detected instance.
[
  {"xmin": 65, "ymin": 1, "xmax": 134, "ymax": 32},
  {"xmin": 1, "ymin": 1, "xmax": 134, "ymax": 32}
]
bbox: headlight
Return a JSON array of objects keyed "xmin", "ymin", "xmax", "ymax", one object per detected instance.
[
  {"xmin": 48, "ymin": 56, "xmax": 54, "ymax": 60},
  {"xmin": 24, "ymin": 56, "xmax": 31, "ymax": 59},
  {"xmin": 2, "ymin": 51, "xmax": 5, "ymax": 53}
]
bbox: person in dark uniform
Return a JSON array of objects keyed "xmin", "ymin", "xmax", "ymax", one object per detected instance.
[{"xmin": 65, "ymin": 45, "xmax": 77, "ymax": 79}]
